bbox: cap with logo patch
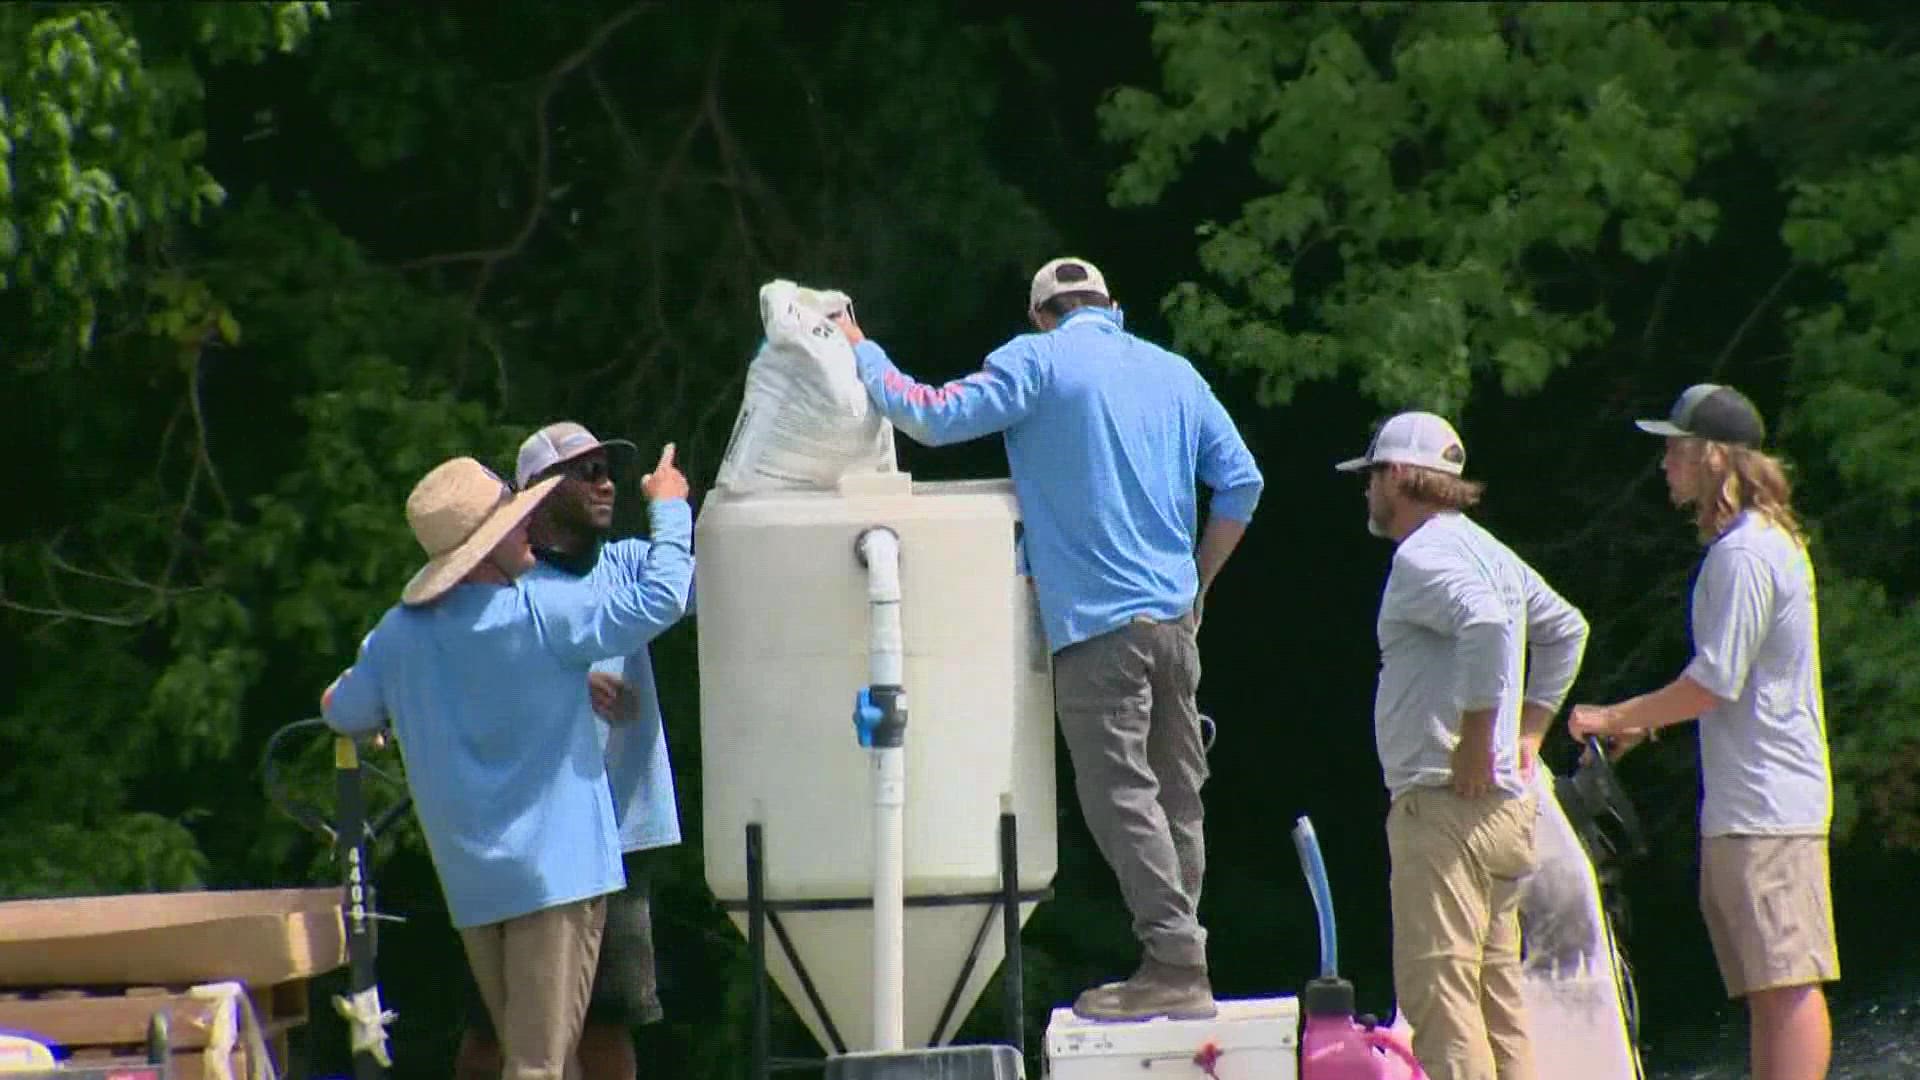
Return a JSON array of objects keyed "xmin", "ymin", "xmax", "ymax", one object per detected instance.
[
  {"xmin": 514, "ymin": 421, "xmax": 638, "ymax": 489},
  {"xmin": 1334, "ymin": 412, "xmax": 1468, "ymax": 476},
  {"xmin": 1634, "ymin": 383, "xmax": 1766, "ymax": 448},
  {"xmin": 1029, "ymin": 257, "xmax": 1110, "ymax": 313}
]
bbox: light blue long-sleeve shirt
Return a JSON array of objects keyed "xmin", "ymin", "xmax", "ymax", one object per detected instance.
[
  {"xmin": 522, "ymin": 536, "xmax": 691, "ymax": 852},
  {"xmin": 854, "ymin": 307, "xmax": 1263, "ymax": 652},
  {"xmin": 324, "ymin": 499, "xmax": 694, "ymax": 928}
]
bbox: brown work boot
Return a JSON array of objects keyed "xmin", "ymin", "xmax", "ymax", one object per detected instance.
[{"xmin": 1071, "ymin": 957, "xmax": 1217, "ymax": 1022}]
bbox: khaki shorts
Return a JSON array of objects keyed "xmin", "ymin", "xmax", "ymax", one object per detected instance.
[{"xmin": 1700, "ymin": 834, "xmax": 1840, "ymax": 998}]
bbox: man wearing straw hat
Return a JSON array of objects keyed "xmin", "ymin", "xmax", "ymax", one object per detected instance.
[
  {"xmin": 323, "ymin": 444, "xmax": 692, "ymax": 1080},
  {"xmin": 451, "ymin": 421, "xmax": 695, "ymax": 1080}
]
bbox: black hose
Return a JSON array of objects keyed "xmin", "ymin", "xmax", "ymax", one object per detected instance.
[{"xmin": 261, "ymin": 717, "xmax": 336, "ymax": 842}]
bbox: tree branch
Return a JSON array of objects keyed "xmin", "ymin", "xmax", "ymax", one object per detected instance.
[
  {"xmin": 186, "ymin": 350, "xmax": 232, "ymax": 517},
  {"xmin": 398, "ymin": 3, "xmax": 650, "ymax": 278},
  {"xmin": 1710, "ymin": 264, "xmax": 1797, "ymax": 378},
  {"xmin": 1641, "ymin": 246, "xmax": 1683, "ymax": 361}
]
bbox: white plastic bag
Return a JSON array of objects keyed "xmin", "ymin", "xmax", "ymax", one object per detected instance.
[{"xmin": 715, "ymin": 279, "xmax": 898, "ymax": 493}]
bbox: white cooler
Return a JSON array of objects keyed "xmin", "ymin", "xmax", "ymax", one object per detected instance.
[{"xmin": 1043, "ymin": 997, "xmax": 1300, "ymax": 1080}]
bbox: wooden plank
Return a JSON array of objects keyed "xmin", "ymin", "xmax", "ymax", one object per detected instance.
[
  {"xmin": 0, "ymin": 888, "xmax": 347, "ymax": 988},
  {"xmin": 0, "ymin": 994, "xmax": 217, "ymax": 1051},
  {"xmin": 170, "ymin": 1048, "xmax": 247, "ymax": 1080},
  {"xmin": 265, "ymin": 978, "xmax": 308, "ymax": 1023}
]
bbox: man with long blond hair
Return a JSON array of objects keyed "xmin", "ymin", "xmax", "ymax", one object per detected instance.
[
  {"xmin": 1572, "ymin": 383, "xmax": 1837, "ymax": 1080},
  {"xmin": 1339, "ymin": 411, "xmax": 1590, "ymax": 1080}
]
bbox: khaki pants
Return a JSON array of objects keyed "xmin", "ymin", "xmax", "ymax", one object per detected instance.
[
  {"xmin": 1054, "ymin": 613, "xmax": 1209, "ymax": 969},
  {"xmin": 1700, "ymin": 834, "xmax": 1841, "ymax": 998},
  {"xmin": 460, "ymin": 896, "xmax": 608, "ymax": 1080},
  {"xmin": 1387, "ymin": 786, "xmax": 1538, "ymax": 1080}
]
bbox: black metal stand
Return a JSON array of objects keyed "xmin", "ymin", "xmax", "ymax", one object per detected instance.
[
  {"xmin": 732, "ymin": 813, "xmax": 1050, "ymax": 1080},
  {"xmin": 335, "ymin": 738, "xmax": 383, "ymax": 1080},
  {"xmin": 265, "ymin": 721, "xmax": 410, "ymax": 1080}
]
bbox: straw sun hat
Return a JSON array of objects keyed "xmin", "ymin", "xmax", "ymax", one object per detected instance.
[{"xmin": 400, "ymin": 457, "xmax": 562, "ymax": 606}]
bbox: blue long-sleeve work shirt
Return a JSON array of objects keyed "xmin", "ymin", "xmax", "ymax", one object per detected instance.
[
  {"xmin": 324, "ymin": 499, "xmax": 694, "ymax": 928},
  {"xmin": 522, "ymin": 535, "xmax": 691, "ymax": 853},
  {"xmin": 854, "ymin": 307, "xmax": 1263, "ymax": 652}
]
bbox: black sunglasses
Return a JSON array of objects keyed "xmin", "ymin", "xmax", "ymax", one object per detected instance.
[{"xmin": 552, "ymin": 457, "xmax": 611, "ymax": 484}]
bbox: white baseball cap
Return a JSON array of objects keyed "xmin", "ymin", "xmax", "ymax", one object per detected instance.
[
  {"xmin": 1029, "ymin": 257, "xmax": 1110, "ymax": 313},
  {"xmin": 1335, "ymin": 412, "xmax": 1467, "ymax": 476}
]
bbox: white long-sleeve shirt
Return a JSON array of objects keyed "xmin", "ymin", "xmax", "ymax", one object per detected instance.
[{"xmin": 1373, "ymin": 513, "xmax": 1589, "ymax": 800}]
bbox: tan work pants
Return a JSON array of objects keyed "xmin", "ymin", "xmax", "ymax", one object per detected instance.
[
  {"xmin": 459, "ymin": 895, "xmax": 608, "ymax": 1080},
  {"xmin": 1387, "ymin": 786, "xmax": 1538, "ymax": 1080}
]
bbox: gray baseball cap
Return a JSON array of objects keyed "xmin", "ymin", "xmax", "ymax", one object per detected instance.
[
  {"xmin": 514, "ymin": 421, "xmax": 637, "ymax": 489},
  {"xmin": 1634, "ymin": 384, "xmax": 1765, "ymax": 447}
]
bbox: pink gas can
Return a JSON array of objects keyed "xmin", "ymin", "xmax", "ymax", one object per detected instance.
[
  {"xmin": 1291, "ymin": 814, "xmax": 1426, "ymax": 1080},
  {"xmin": 1299, "ymin": 978, "xmax": 1425, "ymax": 1080}
]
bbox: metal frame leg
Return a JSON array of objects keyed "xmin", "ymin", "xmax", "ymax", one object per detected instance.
[
  {"xmin": 749, "ymin": 823, "xmax": 770, "ymax": 1080},
  {"xmin": 999, "ymin": 812, "xmax": 1025, "ymax": 1057},
  {"xmin": 742, "ymin": 813, "xmax": 1044, "ymax": 1073}
]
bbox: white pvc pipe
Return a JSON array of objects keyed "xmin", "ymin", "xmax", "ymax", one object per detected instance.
[
  {"xmin": 860, "ymin": 528, "xmax": 904, "ymax": 685},
  {"xmin": 858, "ymin": 527, "xmax": 906, "ymax": 1053},
  {"xmin": 871, "ymin": 744, "xmax": 906, "ymax": 1052}
]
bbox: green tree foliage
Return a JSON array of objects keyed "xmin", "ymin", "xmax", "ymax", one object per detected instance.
[
  {"xmin": 1103, "ymin": 1, "xmax": 1773, "ymax": 411},
  {"xmin": 0, "ymin": 2, "xmax": 1065, "ymax": 1073},
  {"xmin": 0, "ymin": 2, "xmax": 325, "ymax": 354},
  {"xmin": 0, "ymin": 1, "xmax": 328, "ymax": 891},
  {"xmin": 8, "ymin": 1, "xmax": 1920, "ymax": 1073},
  {"xmin": 1104, "ymin": 1, "xmax": 1920, "ymax": 847}
]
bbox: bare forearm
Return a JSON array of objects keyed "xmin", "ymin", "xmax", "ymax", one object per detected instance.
[
  {"xmin": 1196, "ymin": 517, "xmax": 1248, "ymax": 593},
  {"xmin": 1460, "ymin": 708, "xmax": 1496, "ymax": 746},
  {"xmin": 1614, "ymin": 675, "xmax": 1720, "ymax": 733},
  {"xmin": 1519, "ymin": 701, "xmax": 1554, "ymax": 743}
]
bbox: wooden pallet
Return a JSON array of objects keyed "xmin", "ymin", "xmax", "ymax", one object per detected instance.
[{"xmin": 0, "ymin": 981, "xmax": 308, "ymax": 1079}]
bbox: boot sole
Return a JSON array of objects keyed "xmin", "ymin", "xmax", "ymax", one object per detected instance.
[{"xmin": 1070, "ymin": 1003, "xmax": 1219, "ymax": 1023}]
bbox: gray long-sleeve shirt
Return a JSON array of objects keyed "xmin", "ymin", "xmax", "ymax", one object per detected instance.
[{"xmin": 1373, "ymin": 513, "xmax": 1589, "ymax": 800}]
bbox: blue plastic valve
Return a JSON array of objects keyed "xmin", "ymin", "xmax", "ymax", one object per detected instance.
[{"xmin": 852, "ymin": 687, "xmax": 882, "ymax": 748}]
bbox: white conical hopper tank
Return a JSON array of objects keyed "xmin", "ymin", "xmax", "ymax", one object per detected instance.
[{"xmin": 697, "ymin": 472, "xmax": 1058, "ymax": 1053}]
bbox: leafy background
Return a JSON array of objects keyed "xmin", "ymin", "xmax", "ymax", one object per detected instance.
[{"xmin": 3, "ymin": 2, "xmax": 1917, "ymax": 1076}]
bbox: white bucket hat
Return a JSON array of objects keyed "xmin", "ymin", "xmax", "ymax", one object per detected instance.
[{"xmin": 400, "ymin": 458, "xmax": 562, "ymax": 606}]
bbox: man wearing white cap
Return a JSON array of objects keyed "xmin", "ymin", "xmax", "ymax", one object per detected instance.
[
  {"xmin": 1572, "ymin": 384, "xmax": 1836, "ymax": 1080},
  {"xmin": 452, "ymin": 421, "xmax": 693, "ymax": 1080},
  {"xmin": 1338, "ymin": 411, "xmax": 1588, "ymax": 1080},
  {"xmin": 323, "ymin": 445, "xmax": 691, "ymax": 1080},
  {"xmin": 831, "ymin": 257, "xmax": 1264, "ymax": 1021}
]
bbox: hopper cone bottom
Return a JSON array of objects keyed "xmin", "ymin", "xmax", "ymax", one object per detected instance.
[{"xmin": 728, "ymin": 900, "xmax": 1044, "ymax": 1053}]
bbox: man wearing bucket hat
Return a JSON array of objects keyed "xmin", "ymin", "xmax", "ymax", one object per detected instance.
[
  {"xmin": 829, "ymin": 257, "xmax": 1264, "ymax": 1021},
  {"xmin": 1339, "ymin": 411, "xmax": 1589, "ymax": 1080},
  {"xmin": 323, "ymin": 443, "xmax": 692, "ymax": 1080},
  {"xmin": 451, "ymin": 421, "xmax": 693, "ymax": 1080},
  {"xmin": 1571, "ymin": 384, "xmax": 1836, "ymax": 1080}
]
